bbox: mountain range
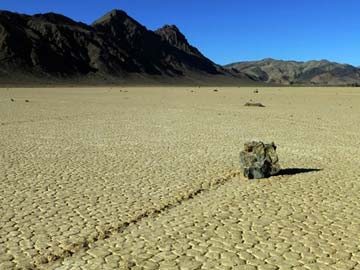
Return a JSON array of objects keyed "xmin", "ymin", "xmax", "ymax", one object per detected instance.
[
  {"xmin": 225, "ymin": 58, "xmax": 360, "ymax": 86},
  {"xmin": 0, "ymin": 9, "xmax": 359, "ymax": 86}
]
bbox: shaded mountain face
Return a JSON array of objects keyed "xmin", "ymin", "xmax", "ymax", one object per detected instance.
[
  {"xmin": 155, "ymin": 25, "xmax": 203, "ymax": 57},
  {"xmin": 225, "ymin": 58, "xmax": 360, "ymax": 85},
  {"xmin": 0, "ymin": 9, "xmax": 227, "ymax": 83},
  {"xmin": 0, "ymin": 11, "xmax": 97, "ymax": 76}
]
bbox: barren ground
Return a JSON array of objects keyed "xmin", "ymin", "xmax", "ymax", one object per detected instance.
[{"xmin": 1, "ymin": 86, "xmax": 360, "ymax": 270}]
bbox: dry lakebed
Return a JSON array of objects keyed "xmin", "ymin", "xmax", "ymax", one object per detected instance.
[{"xmin": 1, "ymin": 86, "xmax": 360, "ymax": 270}]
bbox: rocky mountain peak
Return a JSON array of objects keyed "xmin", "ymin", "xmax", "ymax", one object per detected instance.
[
  {"xmin": 92, "ymin": 9, "xmax": 129, "ymax": 25},
  {"xmin": 155, "ymin": 24, "xmax": 203, "ymax": 57},
  {"xmin": 156, "ymin": 24, "xmax": 184, "ymax": 39},
  {"xmin": 91, "ymin": 9, "xmax": 148, "ymax": 45},
  {"xmin": 92, "ymin": 9, "xmax": 144, "ymax": 32}
]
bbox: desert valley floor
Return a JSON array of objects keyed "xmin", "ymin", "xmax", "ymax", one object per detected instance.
[{"xmin": 1, "ymin": 86, "xmax": 360, "ymax": 270}]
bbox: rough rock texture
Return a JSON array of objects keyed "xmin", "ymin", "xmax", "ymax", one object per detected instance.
[
  {"xmin": 239, "ymin": 141, "xmax": 280, "ymax": 179},
  {"xmin": 155, "ymin": 25, "xmax": 204, "ymax": 57}
]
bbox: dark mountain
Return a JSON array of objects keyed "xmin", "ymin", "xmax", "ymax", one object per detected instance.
[
  {"xmin": 0, "ymin": 9, "xmax": 253, "ymax": 85},
  {"xmin": 155, "ymin": 25, "xmax": 204, "ymax": 57},
  {"xmin": 225, "ymin": 58, "xmax": 360, "ymax": 86},
  {"xmin": 91, "ymin": 10, "xmax": 220, "ymax": 76},
  {"xmin": 1, "ymin": 9, "xmax": 357, "ymax": 86}
]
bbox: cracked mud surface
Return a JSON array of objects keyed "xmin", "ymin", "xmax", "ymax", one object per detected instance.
[{"xmin": 1, "ymin": 87, "xmax": 360, "ymax": 270}]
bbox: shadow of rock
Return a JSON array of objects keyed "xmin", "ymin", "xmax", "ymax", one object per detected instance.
[{"xmin": 276, "ymin": 168, "xmax": 322, "ymax": 176}]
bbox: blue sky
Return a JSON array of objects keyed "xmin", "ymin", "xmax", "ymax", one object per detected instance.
[{"xmin": 2, "ymin": 0, "xmax": 360, "ymax": 66}]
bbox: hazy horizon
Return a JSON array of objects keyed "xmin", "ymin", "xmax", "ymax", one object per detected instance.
[{"xmin": 2, "ymin": 0, "xmax": 360, "ymax": 66}]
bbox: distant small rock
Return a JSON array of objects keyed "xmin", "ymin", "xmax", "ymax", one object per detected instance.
[
  {"xmin": 10, "ymin": 98, "xmax": 14, "ymax": 102},
  {"xmin": 25, "ymin": 100, "xmax": 29, "ymax": 102},
  {"xmin": 213, "ymin": 89, "xmax": 219, "ymax": 92},
  {"xmin": 254, "ymin": 89, "xmax": 259, "ymax": 93},
  {"xmin": 240, "ymin": 141, "xmax": 281, "ymax": 179},
  {"xmin": 244, "ymin": 102, "xmax": 265, "ymax": 107}
]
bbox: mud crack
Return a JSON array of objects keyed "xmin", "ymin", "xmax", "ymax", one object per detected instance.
[{"xmin": 32, "ymin": 171, "xmax": 242, "ymax": 269}]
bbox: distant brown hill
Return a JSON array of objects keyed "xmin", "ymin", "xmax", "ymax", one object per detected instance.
[
  {"xmin": 225, "ymin": 58, "xmax": 360, "ymax": 86},
  {"xmin": 0, "ymin": 9, "xmax": 252, "ymax": 85}
]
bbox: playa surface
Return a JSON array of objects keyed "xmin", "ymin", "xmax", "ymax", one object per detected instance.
[{"xmin": 1, "ymin": 86, "xmax": 360, "ymax": 270}]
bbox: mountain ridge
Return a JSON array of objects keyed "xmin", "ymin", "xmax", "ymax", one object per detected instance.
[
  {"xmin": 0, "ymin": 9, "xmax": 359, "ymax": 86},
  {"xmin": 0, "ymin": 9, "xmax": 253, "ymax": 85},
  {"xmin": 224, "ymin": 58, "xmax": 360, "ymax": 86}
]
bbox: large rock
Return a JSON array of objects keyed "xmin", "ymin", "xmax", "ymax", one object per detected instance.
[{"xmin": 239, "ymin": 141, "xmax": 280, "ymax": 179}]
